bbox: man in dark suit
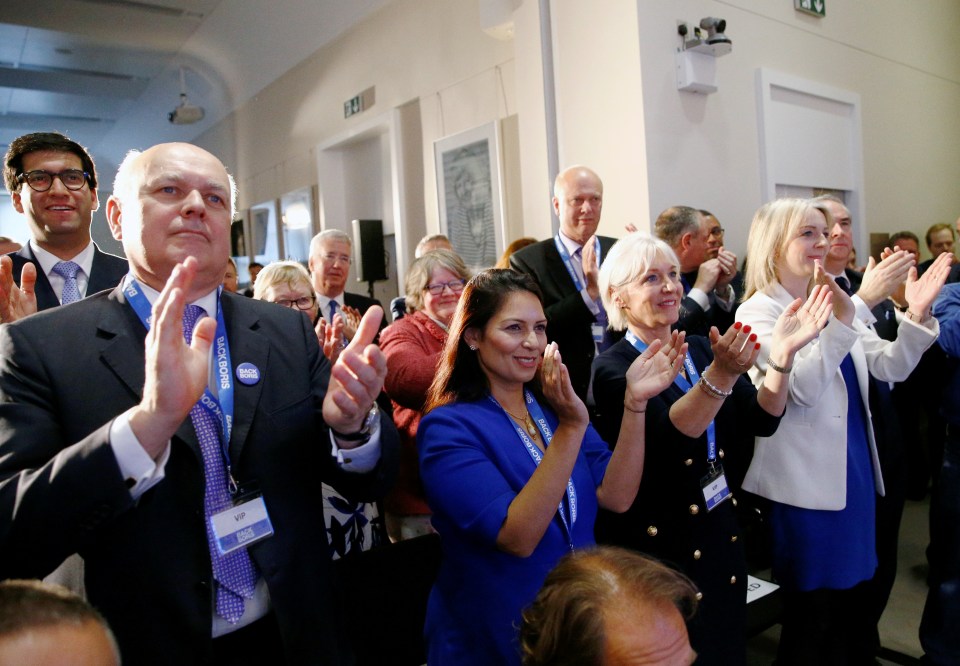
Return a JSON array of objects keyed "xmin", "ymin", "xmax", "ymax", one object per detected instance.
[
  {"xmin": 0, "ymin": 142, "xmax": 398, "ymax": 664},
  {"xmin": 309, "ymin": 229, "xmax": 387, "ymax": 340},
  {"xmin": 654, "ymin": 205, "xmax": 738, "ymax": 337},
  {"xmin": 510, "ymin": 165, "xmax": 617, "ymax": 402},
  {"xmin": 0, "ymin": 132, "xmax": 127, "ymax": 321}
]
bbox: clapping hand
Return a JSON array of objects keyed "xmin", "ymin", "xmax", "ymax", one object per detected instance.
[
  {"xmin": 322, "ymin": 305, "xmax": 387, "ymax": 440},
  {"xmin": 540, "ymin": 342, "xmax": 589, "ymax": 428},
  {"xmin": 905, "ymin": 251, "xmax": 952, "ymax": 319},
  {"xmin": 708, "ymin": 323, "xmax": 760, "ymax": 381},
  {"xmin": 0, "ymin": 255, "xmax": 38, "ymax": 323},
  {"xmin": 315, "ymin": 312, "xmax": 345, "ymax": 364},
  {"xmin": 624, "ymin": 331, "xmax": 687, "ymax": 409},
  {"xmin": 814, "ymin": 260, "xmax": 855, "ymax": 326},
  {"xmin": 771, "ymin": 284, "xmax": 832, "ymax": 357},
  {"xmin": 341, "ymin": 305, "xmax": 363, "ymax": 341},
  {"xmin": 857, "ymin": 249, "xmax": 913, "ymax": 309}
]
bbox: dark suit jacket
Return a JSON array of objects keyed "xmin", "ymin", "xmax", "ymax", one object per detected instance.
[
  {"xmin": 510, "ymin": 236, "xmax": 621, "ymax": 401},
  {"xmin": 8, "ymin": 242, "xmax": 128, "ymax": 310},
  {"xmin": 0, "ymin": 288, "xmax": 399, "ymax": 664},
  {"xmin": 677, "ymin": 270, "xmax": 737, "ymax": 337}
]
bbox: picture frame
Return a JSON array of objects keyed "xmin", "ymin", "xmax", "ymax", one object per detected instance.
[{"xmin": 434, "ymin": 121, "xmax": 506, "ymax": 270}]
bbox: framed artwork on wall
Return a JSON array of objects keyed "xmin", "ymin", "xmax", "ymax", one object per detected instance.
[{"xmin": 434, "ymin": 121, "xmax": 505, "ymax": 270}]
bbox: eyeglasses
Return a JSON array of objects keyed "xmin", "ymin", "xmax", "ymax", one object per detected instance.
[
  {"xmin": 321, "ymin": 253, "xmax": 352, "ymax": 265},
  {"xmin": 707, "ymin": 226, "xmax": 725, "ymax": 238},
  {"xmin": 17, "ymin": 169, "xmax": 90, "ymax": 193},
  {"xmin": 425, "ymin": 279, "xmax": 466, "ymax": 296},
  {"xmin": 272, "ymin": 296, "xmax": 316, "ymax": 311}
]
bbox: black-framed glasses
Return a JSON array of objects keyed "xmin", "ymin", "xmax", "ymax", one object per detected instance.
[
  {"xmin": 425, "ymin": 279, "xmax": 466, "ymax": 296},
  {"xmin": 17, "ymin": 169, "xmax": 90, "ymax": 193},
  {"xmin": 272, "ymin": 296, "xmax": 316, "ymax": 311}
]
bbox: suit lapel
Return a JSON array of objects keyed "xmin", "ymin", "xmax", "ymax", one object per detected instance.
[
  {"xmin": 16, "ymin": 245, "xmax": 58, "ymax": 310},
  {"xmin": 219, "ymin": 293, "xmax": 269, "ymax": 463},
  {"xmin": 88, "ymin": 246, "xmax": 127, "ymax": 293}
]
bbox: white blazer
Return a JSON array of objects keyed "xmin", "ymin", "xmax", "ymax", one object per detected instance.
[{"xmin": 737, "ymin": 282, "xmax": 938, "ymax": 510}]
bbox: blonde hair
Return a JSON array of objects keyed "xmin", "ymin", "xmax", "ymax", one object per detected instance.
[
  {"xmin": 743, "ymin": 198, "xmax": 832, "ymax": 299},
  {"xmin": 598, "ymin": 233, "xmax": 681, "ymax": 331},
  {"xmin": 253, "ymin": 261, "xmax": 314, "ymax": 301}
]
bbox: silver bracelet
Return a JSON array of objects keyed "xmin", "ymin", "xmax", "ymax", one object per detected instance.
[
  {"xmin": 697, "ymin": 372, "xmax": 733, "ymax": 400},
  {"xmin": 766, "ymin": 358, "xmax": 792, "ymax": 374}
]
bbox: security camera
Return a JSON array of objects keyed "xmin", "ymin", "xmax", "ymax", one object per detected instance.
[{"xmin": 699, "ymin": 17, "xmax": 731, "ymax": 46}]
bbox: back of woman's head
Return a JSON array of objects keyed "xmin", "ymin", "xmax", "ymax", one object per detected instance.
[
  {"xmin": 743, "ymin": 198, "xmax": 832, "ymax": 299},
  {"xmin": 426, "ymin": 268, "xmax": 542, "ymax": 410}
]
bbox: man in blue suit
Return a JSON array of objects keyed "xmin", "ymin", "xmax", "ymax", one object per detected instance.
[
  {"xmin": 0, "ymin": 142, "xmax": 398, "ymax": 664},
  {"xmin": 0, "ymin": 132, "xmax": 127, "ymax": 321}
]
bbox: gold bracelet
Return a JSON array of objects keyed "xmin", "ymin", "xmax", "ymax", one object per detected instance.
[
  {"xmin": 767, "ymin": 358, "xmax": 791, "ymax": 374},
  {"xmin": 904, "ymin": 309, "xmax": 926, "ymax": 323}
]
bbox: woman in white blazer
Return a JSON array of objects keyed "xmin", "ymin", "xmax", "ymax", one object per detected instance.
[{"xmin": 736, "ymin": 198, "xmax": 950, "ymax": 665}]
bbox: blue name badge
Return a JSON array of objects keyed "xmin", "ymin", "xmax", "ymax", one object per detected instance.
[
  {"xmin": 701, "ymin": 469, "xmax": 731, "ymax": 512},
  {"xmin": 210, "ymin": 495, "xmax": 275, "ymax": 555}
]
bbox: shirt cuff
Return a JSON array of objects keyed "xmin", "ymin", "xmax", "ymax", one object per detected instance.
[
  {"xmin": 109, "ymin": 410, "xmax": 170, "ymax": 499},
  {"xmin": 329, "ymin": 421, "xmax": 382, "ymax": 473},
  {"xmin": 579, "ymin": 288, "xmax": 600, "ymax": 316},
  {"xmin": 687, "ymin": 287, "xmax": 711, "ymax": 312},
  {"xmin": 852, "ymin": 295, "xmax": 877, "ymax": 325}
]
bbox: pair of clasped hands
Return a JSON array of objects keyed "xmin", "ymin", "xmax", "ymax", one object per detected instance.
[{"xmin": 132, "ymin": 257, "xmax": 385, "ymax": 460}]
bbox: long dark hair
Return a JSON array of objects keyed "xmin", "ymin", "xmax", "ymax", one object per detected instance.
[{"xmin": 425, "ymin": 269, "xmax": 543, "ymax": 411}]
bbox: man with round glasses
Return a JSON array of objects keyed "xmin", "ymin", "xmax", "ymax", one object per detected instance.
[{"xmin": 1, "ymin": 132, "xmax": 127, "ymax": 322}]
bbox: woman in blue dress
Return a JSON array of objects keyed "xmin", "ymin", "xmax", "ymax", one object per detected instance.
[
  {"xmin": 737, "ymin": 198, "xmax": 949, "ymax": 664},
  {"xmin": 417, "ymin": 269, "xmax": 686, "ymax": 665}
]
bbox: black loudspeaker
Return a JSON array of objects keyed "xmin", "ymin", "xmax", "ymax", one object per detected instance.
[{"xmin": 352, "ymin": 219, "xmax": 388, "ymax": 282}]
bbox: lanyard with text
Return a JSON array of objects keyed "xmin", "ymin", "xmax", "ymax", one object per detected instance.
[
  {"xmin": 124, "ymin": 279, "xmax": 237, "ymax": 491},
  {"xmin": 554, "ymin": 235, "xmax": 601, "ymax": 293},
  {"xmin": 491, "ymin": 390, "xmax": 578, "ymax": 550},
  {"xmin": 624, "ymin": 331, "xmax": 718, "ymax": 468}
]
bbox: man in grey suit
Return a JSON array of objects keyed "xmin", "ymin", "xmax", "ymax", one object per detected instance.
[
  {"xmin": 0, "ymin": 132, "xmax": 127, "ymax": 321},
  {"xmin": 0, "ymin": 142, "xmax": 398, "ymax": 664}
]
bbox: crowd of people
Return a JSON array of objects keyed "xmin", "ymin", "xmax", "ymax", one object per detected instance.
[{"xmin": 0, "ymin": 131, "xmax": 958, "ymax": 665}]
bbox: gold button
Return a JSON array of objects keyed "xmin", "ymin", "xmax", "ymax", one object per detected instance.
[
  {"xmin": 730, "ymin": 535, "xmax": 738, "ymax": 542},
  {"xmin": 684, "ymin": 458, "xmax": 693, "ymax": 466},
  {"xmin": 689, "ymin": 504, "xmax": 699, "ymax": 515},
  {"xmin": 732, "ymin": 497, "xmax": 738, "ymax": 507},
  {"xmin": 693, "ymin": 549, "xmax": 702, "ymax": 560},
  {"xmin": 647, "ymin": 526, "xmax": 658, "ymax": 536},
  {"xmin": 730, "ymin": 576, "xmax": 737, "ymax": 584},
  {"xmin": 718, "ymin": 448, "xmax": 725, "ymax": 459},
  {"xmin": 695, "ymin": 592, "xmax": 703, "ymax": 601}
]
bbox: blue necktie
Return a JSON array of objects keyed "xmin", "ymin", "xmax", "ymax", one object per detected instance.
[
  {"xmin": 329, "ymin": 299, "xmax": 339, "ymax": 324},
  {"xmin": 52, "ymin": 261, "xmax": 82, "ymax": 304},
  {"xmin": 182, "ymin": 305, "xmax": 258, "ymax": 624}
]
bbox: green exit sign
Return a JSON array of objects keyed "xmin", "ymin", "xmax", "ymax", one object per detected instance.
[
  {"xmin": 795, "ymin": 0, "xmax": 825, "ymax": 17},
  {"xmin": 344, "ymin": 95, "xmax": 363, "ymax": 118}
]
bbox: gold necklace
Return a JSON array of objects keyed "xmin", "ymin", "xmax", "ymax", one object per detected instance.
[{"xmin": 503, "ymin": 406, "xmax": 539, "ymax": 438}]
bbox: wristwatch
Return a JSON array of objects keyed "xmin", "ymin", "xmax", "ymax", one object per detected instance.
[{"xmin": 333, "ymin": 403, "xmax": 379, "ymax": 441}]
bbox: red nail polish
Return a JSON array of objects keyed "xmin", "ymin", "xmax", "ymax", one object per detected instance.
[
  {"xmin": 755, "ymin": 343, "xmax": 761, "ymax": 350},
  {"xmin": 742, "ymin": 325, "xmax": 751, "ymax": 334},
  {"xmin": 749, "ymin": 333, "xmax": 757, "ymax": 342},
  {"xmin": 734, "ymin": 322, "xmax": 742, "ymax": 330}
]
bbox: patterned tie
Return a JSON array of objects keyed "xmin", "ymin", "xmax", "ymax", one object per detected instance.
[
  {"xmin": 52, "ymin": 261, "xmax": 82, "ymax": 304},
  {"xmin": 182, "ymin": 305, "xmax": 258, "ymax": 624}
]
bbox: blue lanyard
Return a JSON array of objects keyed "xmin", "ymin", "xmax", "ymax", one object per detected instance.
[
  {"xmin": 554, "ymin": 235, "xmax": 601, "ymax": 293},
  {"xmin": 490, "ymin": 390, "xmax": 578, "ymax": 550},
  {"xmin": 124, "ymin": 278, "xmax": 237, "ymax": 483},
  {"xmin": 624, "ymin": 331, "xmax": 719, "ymax": 466}
]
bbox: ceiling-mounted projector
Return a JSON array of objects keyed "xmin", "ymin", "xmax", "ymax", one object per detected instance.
[
  {"xmin": 168, "ymin": 67, "xmax": 205, "ymax": 125},
  {"xmin": 169, "ymin": 95, "xmax": 205, "ymax": 124}
]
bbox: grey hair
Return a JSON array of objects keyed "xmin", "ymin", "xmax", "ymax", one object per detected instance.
[
  {"xmin": 654, "ymin": 206, "xmax": 701, "ymax": 249},
  {"xmin": 599, "ymin": 232, "xmax": 681, "ymax": 331},
  {"xmin": 309, "ymin": 229, "xmax": 352, "ymax": 258}
]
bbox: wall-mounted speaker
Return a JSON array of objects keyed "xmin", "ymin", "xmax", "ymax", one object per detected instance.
[{"xmin": 352, "ymin": 219, "xmax": 388, "ymax": 282}]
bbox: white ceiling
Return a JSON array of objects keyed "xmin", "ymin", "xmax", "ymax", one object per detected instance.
[{"xmin": 0, "ymin": 0, "xmax": 390, "ymax": 177}]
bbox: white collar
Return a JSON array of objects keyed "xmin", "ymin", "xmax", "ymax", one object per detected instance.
[{"xmin": 30, "ymin": 239, "xmax": 95, "ymax": 278}]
